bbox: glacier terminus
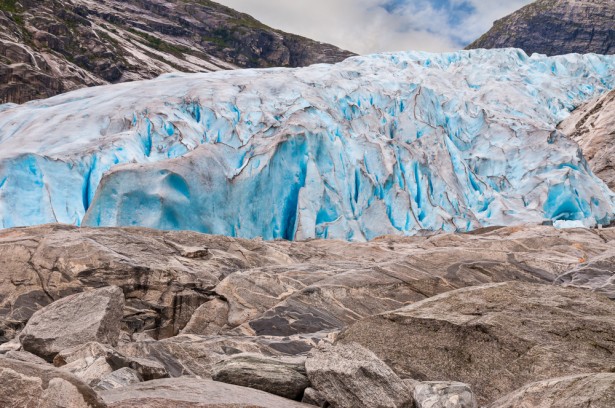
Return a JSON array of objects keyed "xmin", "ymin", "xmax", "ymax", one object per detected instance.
[{"xmin": 0, "ymin": 49, "xmax": 614, "ymax": 241}]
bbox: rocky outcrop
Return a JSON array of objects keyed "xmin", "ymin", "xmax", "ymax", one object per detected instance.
[
  {"xmin": 1, "ymin": 224, "xmax": 615, "ymax": 406},
  {"xmin": 211, "ymin": 353, "xmax": 309, "ymax": 400},
  {"xmin": 467, "ymin": 0, "xmax": 614, "ymax": 56},
  {"xmin": 304, "ymin": 343, "xmax": 414, "ymax": 408},
  {"xmin": 338, "ymin": 282, "xmax": 615, "ymax": 405},
  {"xmin": 99, "ymin": 377, "xmax": 312, "ymax": 407},
  {"xmin": 558, "ymin": 89, "xmax": 615, "ymax": 190},
  {"xmin": 19, "ymin": 286, "xmax": 124, "ymax": 361},
  {"xmin": 0, "ymin": 357, "xmax": 106, "ymax": 408},
  {"xmin": 2, "ymin": 224, "xmax": 614, "ymax": 345},
  {"xmin": 488, "ymin": 373, "xmax": 615, "ymax": 408},
  {"xmin": 0, "ymin": 0, "xmax": 354, "ymax": 104}
]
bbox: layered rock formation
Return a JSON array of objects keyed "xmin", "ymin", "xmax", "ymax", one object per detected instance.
[
  {"xmin": 1, "ymin": 224, "xmax": 615, "ymax": 406},
  {"xmin": 559, "ymin": 89, "xmax": 615, "ymax": 190},
  {"xmin": 467, "ymin": 0, "xmax": 614, "ymax": 56},
  {"xmin": 0, "ymin": 0, "xmax": 354, "ymax": 104}
]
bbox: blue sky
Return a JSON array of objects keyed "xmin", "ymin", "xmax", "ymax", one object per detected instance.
[{"xmin": 215, "ymin": 0, "xmax": 534, "ymax": 53}]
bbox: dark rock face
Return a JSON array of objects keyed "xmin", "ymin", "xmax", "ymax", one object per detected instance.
[
  {"xmin": 467, "ymin": 0, "xmax": 614, "ymax": 56},
  {"xmin": 0, "ymin": 0, "xmax": 355, "ymax": 104},
  {"xmin": 337, "ymin": 282, "xmax": 615, "ymax": 405}
]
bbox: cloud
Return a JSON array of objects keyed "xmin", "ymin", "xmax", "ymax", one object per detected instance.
[{"xmin": 214, "ymin": 0, "xmax": 534, "ymax": 54}]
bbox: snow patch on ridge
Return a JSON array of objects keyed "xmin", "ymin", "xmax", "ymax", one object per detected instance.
[{"xmin": 0, "ymin": 49, "xmax": 614, "ymax": 240}]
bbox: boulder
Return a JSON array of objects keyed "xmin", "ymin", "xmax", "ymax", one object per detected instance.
[
  {"xmin": 211, "ymin": 353, "xmax": 309, "ymax": 400},
  {"xmin": 302, "ymin": 387, "xmax": 329, "ymax": 407},
  {"xmin": 413, "ymin": 382, "xmax": 477, "ymax": 408},
  {"xmin": 488, "ymin": 373, "xmax": 615, "ymax": 408},
  {"xmin": 304, "ymin": 343, "xmax": 413, "ymax": 408},
  {"xmin": 338, "ymin": 282, "xmax": 615, "ymax": 405},
  {"xmin": 0, "ymin": 357, "xmax": 106, "ymax": 408},
  {"xmin": 19, "ymin": 286, "xmax": 124, "ymax": 361},
  {"xmin": 94, "ymin": 367, "xmax": 143, "ymax": 392},
  {"xmin": 99, "ymin": 377, "xmax": 313, "ymax": 407},
  {"xmin": 4, "ymin": 350, "xmax": 49, "ymax": 365},
  {"xmin": 61, "ymin": 356, "xmax": 115, "ymax": 387}
]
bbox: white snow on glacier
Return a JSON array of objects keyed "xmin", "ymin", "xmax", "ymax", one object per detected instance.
[{"xmin": 0, "ymin": 49, "xmax": 614, "ymax": 240}]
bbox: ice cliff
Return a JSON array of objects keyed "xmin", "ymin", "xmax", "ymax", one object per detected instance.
[{"xmin": 0, "ymin": 49, "xmax": 614, "ymax": 241}]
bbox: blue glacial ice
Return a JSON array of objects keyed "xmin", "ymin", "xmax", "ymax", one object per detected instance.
[{"xmin": 0, "ymin": 49, "xmax": 614, "ymax": 241}]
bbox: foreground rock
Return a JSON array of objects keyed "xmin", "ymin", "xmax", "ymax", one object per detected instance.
[
  {"xmin": 1, "ymin": 224, "xmax": 613, "ymax": 344},
  {"xmin": 305, "ymin": 343, "xmax": 413, "ymax": 408},
  {"xmin": 19, "ymin": 286, "xmax": 124, "ymax": 361},
  {"xmin": 489, "ymin": 373, "xmax": 615, "ymax": 408},
  {"xmin": 338, "ymin": 282, "xmax": 615, "ymax": 405},
  {"xmin": 99, "ymin": 377, "xmax": 312, "ymax": 407},
  {"xmin": 0, "ymin": 357, "xmax": 105, "ymax": 407},
  {"xmin": 211, "ymin": 353, "xmax": 309, "ymax": 400}
]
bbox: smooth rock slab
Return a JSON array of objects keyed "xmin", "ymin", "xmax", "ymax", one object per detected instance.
[
  {"xmin": 305, "ymin": 343, "xmax": 413, "ymax": 408},
  {"xmin": 0, "ymin": 357, "xmax": 106, "ymax": 407},
  {"xmin": 99, "ymin": 377, "xmax": 313, "ymax": 407},
  {"xmin": 20, "ymin": 286, "xmax": 124, "ymax": 361},
  {"xmin": 211, "ymin": 353, "xmax": 309, "ymax": 400},
  {"xmin": 338, "ymin": 282, "xmax": 615, "ymax": 405},
  {"xmin": 488, "ymin": 373, "xmax": 615, "ymax": 408}
]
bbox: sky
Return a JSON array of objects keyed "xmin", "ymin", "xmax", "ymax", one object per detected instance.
[{"xmin": 215, "ymin": 0, "xmax": 534, "ymax": 54}]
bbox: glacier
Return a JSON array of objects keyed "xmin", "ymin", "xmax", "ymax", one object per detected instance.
[{"xmin": 0, "ymin": 49, "xmax": 614, "ymax": 241}]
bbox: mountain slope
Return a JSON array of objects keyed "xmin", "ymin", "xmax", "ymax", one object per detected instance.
[
  {"xmin": 467, "ymin": 0, "xmax": 614, "ymax": 56},
  {"xmin": 559, "ymin": 89, "xmax": 615, "ymax": 189},
  {"xmin": 0, "ymin": 0, "xmax": 354, "ymax": 104},
  {"xmin": 0, "ymin": 49, "xmax": 614, "ymax": 240}
]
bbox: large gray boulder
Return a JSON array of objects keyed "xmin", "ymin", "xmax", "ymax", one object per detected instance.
[
  {"xmin": 555, "ymin": 249, "xmax": 615, "ymax": 300},
  {"xmin": 99, "ymin": 377, "xmax": 313, "ymax": 407},
  {"xmin": 0, "ymin": 357, "xmax": 106, "ymax": 408},
  {"xmin": 305, "ymin": 343, "xmax": 414, "ymax": 408},
  {"xmin": 488, "ymin": 373, "xmax": 615, "ymax": 408},
  {"xmin": 19, "ymin": 286, "xmax": 124, "ymax": 361},
  {"xmin": 211, "ymin": 353, "xmax": 309, "ymax": 400},
  {"xmin": 338, "ymin": 282, "xmax": 615, "ymax": 405}
]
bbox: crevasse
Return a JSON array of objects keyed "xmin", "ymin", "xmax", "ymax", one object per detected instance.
[{"xmin": 0, "ymin": 49, "xmax": 614, "ymax": 240}]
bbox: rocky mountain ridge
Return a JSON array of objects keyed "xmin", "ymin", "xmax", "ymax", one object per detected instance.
[
  {"xmin": 0, "ymin": 0, "xmax": 354, "ymax": 104},
  {"xmin": 467, "ymin": 0, "xmax": 614, "ymax": 56}
]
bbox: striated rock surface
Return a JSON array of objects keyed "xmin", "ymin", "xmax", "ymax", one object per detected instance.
[
  {"xmin": 99, "ymin": 377, "xmax": 313, "ymax": 407},
  {"xmin": 0, "ymin": 357, "xmax": 106, "ymax": 408},
  {"xmin": 559, "ymin": 89, "xmax": 615, "ymax": 190},
  {"xmin": 338, "ymin": 282, "xmax": 615, "ymax": 405},
  {"xmin": 0, "ymin": 0, "xmax": 354, "ymax": 104},
  {"xmin": 2, "ymin": 223, "xmax": 615, "ymax": 346},
  {"xmin": 488, "ymin": 373, "xmax": 615, "ymax": 408},
  {"xmin": 304, "ymin": 343, "xmax": 414, "ymax": 408},
  {"xmin": 413, "ymin": 382, "xmax": 477, "ymax": 408},
  {"xmin": 19, "ymin": 286, "xmax": 124, "ymax": 361},
  {"xmin": 467, "ymin": 0, "xmax": 614, "ymax": 56}
]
